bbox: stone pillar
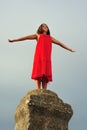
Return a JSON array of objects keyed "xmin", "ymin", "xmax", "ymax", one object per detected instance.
[{"xmin": 14, "ymin": 89, "xmax": 73, "ymax": 130}]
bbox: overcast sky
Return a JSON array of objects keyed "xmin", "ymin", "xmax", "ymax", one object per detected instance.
[{"xmin": 0, "ymin": 0, "xmax": 87, "ymax": 130}]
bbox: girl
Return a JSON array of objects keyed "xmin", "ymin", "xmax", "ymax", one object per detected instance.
[{"xmin": 8, "ymin": 23, "xmax": 75, "ymax": 90}]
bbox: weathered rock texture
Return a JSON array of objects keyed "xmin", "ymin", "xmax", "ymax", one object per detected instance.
[{"xmin": 14, "ymin": 89, "xmax": 73, "ymax": 130}]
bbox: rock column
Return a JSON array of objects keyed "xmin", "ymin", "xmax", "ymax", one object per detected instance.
[{"xmin": 14, "ymin": 89, "xmax": 73, "ymax": 130}]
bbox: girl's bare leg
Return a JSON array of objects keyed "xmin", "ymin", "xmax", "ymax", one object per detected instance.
[
  {"xmin": 35, "ymin": 80, "xmax": 41, "ymax": 89},
  {"xmin": 42, "ymin": 82, "xmax": 47, "ymax": 89},
  {"xmin": 42, "ymin": 76, "xmax": 47, "ymax": 89}
]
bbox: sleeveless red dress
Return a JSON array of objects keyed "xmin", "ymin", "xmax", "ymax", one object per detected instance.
[{"xmin": 31, "ymin": 34, "xmax": 52, "ymax": 82}]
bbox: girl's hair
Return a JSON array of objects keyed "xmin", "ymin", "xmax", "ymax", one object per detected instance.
[{"xmin": 37, "ymin": 23, "xmax": 50, "ymax": 35}]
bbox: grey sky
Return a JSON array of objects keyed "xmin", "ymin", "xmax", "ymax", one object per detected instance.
[{"xmin": 0, "ymin": 0, "xmax": 87, "ymax": 129}]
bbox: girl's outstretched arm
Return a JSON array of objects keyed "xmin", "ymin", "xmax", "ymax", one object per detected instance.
[
  {"xmin": 52, "ymin": 37, "xmax": 75, "ymax": 52},
  {"xmin": 8, "ymin": 34, "xmax": 37, "ymax": 42}
]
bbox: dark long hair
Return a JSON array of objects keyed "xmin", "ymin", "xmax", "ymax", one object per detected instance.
[{"xmin": 37, "ymin": 23, "xmax": 50, "ymax": 35}]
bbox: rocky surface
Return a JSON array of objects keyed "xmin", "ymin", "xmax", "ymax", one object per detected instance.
[{"xmin": 14, "ymin": 89, "xmax": 73, "ymax": 130}]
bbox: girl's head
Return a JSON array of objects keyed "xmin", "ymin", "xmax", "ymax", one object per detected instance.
[{"xmin": 37, "ymin": 23, "xmax": 50, "ymax": 35}]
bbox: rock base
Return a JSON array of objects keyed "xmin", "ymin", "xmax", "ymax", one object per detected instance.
[{"xmin": 14, "ymin": 89, "xmax": 73, "ymax": 130}]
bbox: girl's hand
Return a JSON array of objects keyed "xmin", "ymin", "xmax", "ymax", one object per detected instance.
[
  {"xmin": 8, "ymin": 39, "xmax": 14, "ymax": 42},
  {"xmin": 70, "ymin": 49, "xmax": 76, "ymax": 52}
]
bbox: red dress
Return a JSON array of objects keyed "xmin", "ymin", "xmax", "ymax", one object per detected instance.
[{"xmin": 31, "ymin": 34, "xmax": 52, "ymax": 82}]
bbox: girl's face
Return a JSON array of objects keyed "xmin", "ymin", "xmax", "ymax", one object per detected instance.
[{"xmin": 42, "ymin": 24, "xmax": 48, "ymax": 33}]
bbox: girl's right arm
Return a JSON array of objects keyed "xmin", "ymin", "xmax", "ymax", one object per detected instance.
[{"xmin": 8, "ymin": 34, "xmax": 37, "ymax": 42}]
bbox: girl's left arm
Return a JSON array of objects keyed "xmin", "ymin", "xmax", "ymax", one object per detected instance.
[{"xmin": 51, "ymin": 37, "xmax": 75, "ymax": 52}]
